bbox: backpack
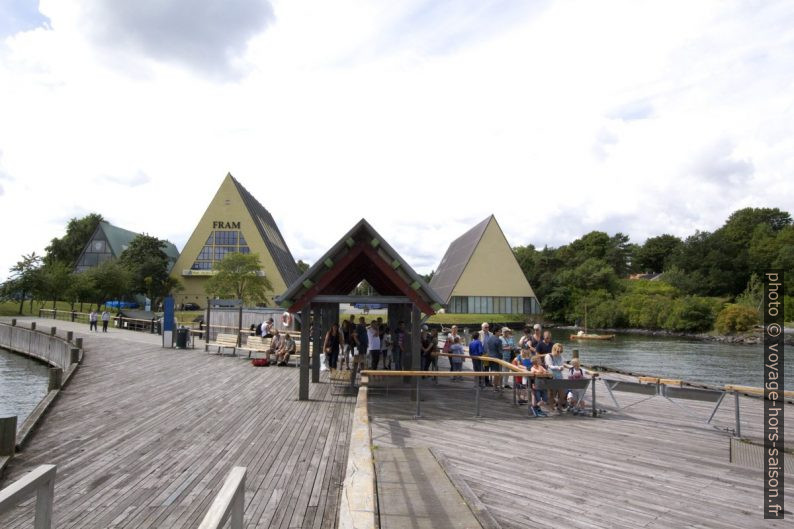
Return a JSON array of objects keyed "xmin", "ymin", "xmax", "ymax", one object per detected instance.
[
  {"xmin": 256, "ymin": 322, "xmax": 263, "ymax": 336},
  {"xmin": 252, "ymin": 357, "xmax": 270, "ymax": 367}
]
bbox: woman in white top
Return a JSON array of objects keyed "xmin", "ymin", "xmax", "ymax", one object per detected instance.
[
  {"xmin": 545, "ymin": 342, "xmax": 567, "ymax": 412},
  {"xmin": 367, "ymin": 321, "xmax": 381, "ymax": 369}
]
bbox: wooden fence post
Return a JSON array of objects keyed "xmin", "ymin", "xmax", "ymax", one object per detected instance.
[
  {"xmin": 66, "ymin": 331, "xmax": 73, "ymax": 342},
  {"xmin": 75, "ymin": 337, "xmax": 83, "ymax": 350},
  {"xmin": 30, "ymin": 322, "xmax": 37, "ymax": 331},
  {"xmin": 0, "ymin": 416, "xmax": 16, "ymax": 456},
  {"xmin": 70, "ymin": 347, "xmax": 80, "ymax": 364},
  {"xmin": 50, "ymin": 327, "xmax": 57, "ymax": 336},
  {"xmin": 11, "ymin": 319, "xmax": 16, "ymax": 326}
]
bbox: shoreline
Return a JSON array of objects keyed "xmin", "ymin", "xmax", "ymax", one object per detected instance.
[{"xmin": 558, "ymin": 325, "xmax": 794, "ymax": 345}]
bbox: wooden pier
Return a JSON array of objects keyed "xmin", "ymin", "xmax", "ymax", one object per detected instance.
[
  {"xmin": 367, "ymin": 373, "xmax": 794, "ymax": 529},
  {"xmin": 0, "ymin": 320, "xmax": 355, "ymax": 529}
]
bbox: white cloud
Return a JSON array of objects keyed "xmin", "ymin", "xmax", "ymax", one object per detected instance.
[{"xmin": 0, "ymin": 0, "xmax": 793, "ymax": 282}]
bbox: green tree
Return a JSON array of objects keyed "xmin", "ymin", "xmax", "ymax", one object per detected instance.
[
  {"xmin": 86, "ymin": 260, "xmax": 133, "ymax": 308},
  {"xmin": 119, "ymin": 234, "xmax": 181, "ymax": 309},
  {"xmin": 296, "ymin": 259, "xmax": 310, "ymax": 273},
  {"xmin": 204, "ymin": 253, "xmax": 273, "ymax": 305},
  {"xmin": 66, "ymin": 271, "xmax": 96, "ymax": 312},
  {"xmin": 634, "ymin": 234, "xmax": 682, "ymax": 273},
  {"xmin": 6, "ymin": 253, "xmax": 43, "ymax": 314},
  {"xmin": 36, "ymin": 261, "xmax": 73, "ymax": 309},
  {"xmin": 44, "ymin": 213, "xmax": 103, "ymax": 266}
]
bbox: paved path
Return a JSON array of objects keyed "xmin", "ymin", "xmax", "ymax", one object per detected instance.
[
  {"xmin": 0, "ymin": 318, "xmax": 355, "ymax": 529},
  {"xmin": 375, "ymin": 447, "xmax": 483, "ymax": 529},
  {"xmin": 368, "ymin": 372, "xmax": 794, "ymax": 529}
]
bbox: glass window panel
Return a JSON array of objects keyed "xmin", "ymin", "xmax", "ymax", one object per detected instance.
[
  {"xmin": 505, "ymin": 297, "xmax": 512, "ymax": 313},
  {"xmin": 462, "ymin": 297, "xmax": 468, "ymax": 313},
  {"xmin": 239, "ymin": 246, "xmax": 250, "ymax": 254},
  {"xmin": 91, "ymin": 240, "xmax": 106, "ymax": 253},
  {"xmin": 206, "ymin": 233, "xmax": 214, "ymax": 245},
  {"xmin": 488, "ymin": 297, "xmax": 495, "ymax": 314},
  {"xmin": 238, "ymin": 233, "xmax": 247, "ymax": 245}
]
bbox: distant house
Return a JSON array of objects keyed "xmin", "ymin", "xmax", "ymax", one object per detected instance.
[
  {"xmin": 628, "ymin": 273, "xmax": 663, "ymax": 281},
  {"xmin": 74, "ymin": 221, "xmax": 179, "ymax": 273},
  {"xmin": 429, "ymin": 215, "xmax": 541, "ymax": 315}
]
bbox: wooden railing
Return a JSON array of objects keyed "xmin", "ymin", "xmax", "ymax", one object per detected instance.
[
  {"xmin": 0, "ymin": 464, "xmax": 57, "ymax": 529},
  {"xmin": 197, "ymin": 467, "xmax": 246, "ymax": 529}
]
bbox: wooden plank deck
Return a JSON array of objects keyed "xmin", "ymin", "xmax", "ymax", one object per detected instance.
[
  {"xmin": 0, "ymin": 319, "xmax": 355, "ymax": 529},
  {"xmin": 367, "ymin": 373, "xmax": 794, "ymax": 529}
]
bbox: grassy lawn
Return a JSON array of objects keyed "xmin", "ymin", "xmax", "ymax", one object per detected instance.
[{"xmin": 0, "ymin": 299, "xmax": 93, "ymax": 317}]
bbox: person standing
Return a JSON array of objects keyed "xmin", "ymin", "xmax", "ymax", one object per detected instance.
[
  {"xmin": 545, "ymin": 342, "xmax": 567, "ymax": 413},
  {"xmin": 378, "ymin": 319, "xmax": 388, "ymax": 370},
  {"xmin": 367, "ymin": 320, "xmax": 381, "ymax": 369},
  {"xmin": 500, "ymin": 328, "xmax": 515, "ymax": 388},
  {"xmin": 536, "ymin": 330, "xmax": 554, "ymax": 356},
  {"xmin": 101, "ymin": 310, "xmax": 110, "ymax": 332},
  {"xmin": 340, "ymin": 320, "xmax": 352, "ymax": 370},
  {"xmin": 485, "ymin": 326, "xmax": 503, "ymax": 390},
  {"xmin": 529, "ymin": 324, "xmax": 543, "ymax": 353},
  {"xmin": 323, "ymin": 323, "xmax": 343, "ymax": 370},
  {"xmin": 450, "ymin": 337, "xmax": 464, "ymax": 380},
  {"xmin": 89, "ymin": 310, "xmax": 98, "ymax": 332},
  {"xmin": 355, "ymin": 317, "xmax": 369, "ymax": 366},
  {"xmin": 469, "ymin": 332, "xmax": 485, "ymax": 386},
  {"xmin": 392, "ymin": 321, "xmax": 406, "ymax": 371}
]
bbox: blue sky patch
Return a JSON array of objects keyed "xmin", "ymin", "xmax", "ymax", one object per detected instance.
[{"xmin": 0, "ymin": 0, "xmax": 51, "ymax": 39}]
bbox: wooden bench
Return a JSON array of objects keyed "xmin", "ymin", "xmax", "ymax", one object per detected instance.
[
  {"xmin": 205, "ymin": 333, "xmax": 239, "ymax": 355},
  {"xmin": 239, "ymin": 337, "xmax": 273, "ymax": 360}
]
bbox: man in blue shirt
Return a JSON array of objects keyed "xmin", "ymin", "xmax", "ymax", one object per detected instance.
[{"xmin": 535, "ymin": 331, "xmax": 554, "ymax": 355}]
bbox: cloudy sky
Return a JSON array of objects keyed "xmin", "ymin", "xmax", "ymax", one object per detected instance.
[{"xmin": 1, "ymin": 0, "xmax": 793, "ymax": 280}]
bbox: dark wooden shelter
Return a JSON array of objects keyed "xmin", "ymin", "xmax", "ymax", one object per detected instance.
[{"xmin": 276, "ymin": 219, "xmax": 445, "ymax": 400}]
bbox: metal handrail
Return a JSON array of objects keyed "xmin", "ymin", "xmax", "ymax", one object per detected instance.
[
  {"xmin": 0, "ymin": 464, "xmax": 57, "ymax": 529},
  {"xmin": 197, "ymin": 466, "xmax": 246, "ymax": 529}
]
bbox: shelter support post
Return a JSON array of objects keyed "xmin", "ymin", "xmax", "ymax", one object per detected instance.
[{"xmin": 299, "ymin": 307, "xmax": 310, "ymax": 400}]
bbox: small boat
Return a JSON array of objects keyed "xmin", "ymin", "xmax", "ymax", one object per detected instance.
[
  {"xmin": 569, "ymin": 304, "xmax": 615, "ymax": 340},
  {"xmin": 569, "ymin": 332, "xmax": 615, "ymax": 340}
]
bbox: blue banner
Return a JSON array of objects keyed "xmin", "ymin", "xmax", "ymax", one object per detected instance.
[{"xmin": 163, "ymin": 296, "xmax": 175, "ymax": 332}]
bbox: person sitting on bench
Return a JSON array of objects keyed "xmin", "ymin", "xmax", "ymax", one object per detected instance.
[
  {"xmin": 268, "ymin": 329, "xmax": 283, "ymax": 357},
  {"xmin": 276, "ymin": 333, "xmax": 296, "ymax": 365}
]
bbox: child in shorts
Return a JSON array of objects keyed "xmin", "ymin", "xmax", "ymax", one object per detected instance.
[{"xmin": 530, "ymin": 355, "xmax": 550, "ymax": 417}]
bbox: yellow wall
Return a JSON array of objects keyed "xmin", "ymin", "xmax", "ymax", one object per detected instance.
[
  {"xmin": 170, "ymin": 174, "xmax": 291, "ymax": 308},
  {"xmin": 451, "ymin": 217, "xmax": 536, "ymax": 298}
]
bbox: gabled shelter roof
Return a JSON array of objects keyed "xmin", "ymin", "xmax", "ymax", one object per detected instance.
[
  {"xmin": 277, "ymin": 219, "xmax": 445, "ymax": 315},
  {"xmin": 429, "ymin": 215, "xmax": 492, "ymax": 301}
]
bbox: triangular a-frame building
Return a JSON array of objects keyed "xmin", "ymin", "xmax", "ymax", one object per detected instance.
[
  {"xmin": 74, "ymin": 221, "xmax": 179, "ymax": 273},
  {"xmin": 430, "ymin": 215, "xmax": 541, "ymax": 315},
  {"xmin": 170, "ymin": 173, "xmax": 300, "ymax": 308}
]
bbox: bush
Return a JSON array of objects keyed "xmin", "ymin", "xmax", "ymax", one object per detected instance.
[
  {"xmin": 664, "ymin": 296, "xmax": 716, "ymax": 332},
  {"xmin": 714, "ymin": 304, "xmax": 759, "ymax": 334}
]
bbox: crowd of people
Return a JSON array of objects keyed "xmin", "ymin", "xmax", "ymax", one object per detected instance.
[
  {"xmin": 465, "ymin": 322, "xmax": 589, "ymax": 416},
  {"xmin": 250, "ymin": 315, "xmax": 589, "ymax": 417}
]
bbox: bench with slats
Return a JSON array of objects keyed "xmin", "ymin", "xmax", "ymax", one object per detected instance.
[
  {"xmin": 205, "ymin": 333, "xmax": 238, "ymax": 355},
  {"xmin": 239, "ymin": 337, "xmax": 273, "ymax": 359}
]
